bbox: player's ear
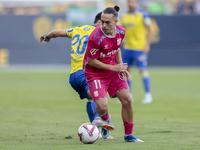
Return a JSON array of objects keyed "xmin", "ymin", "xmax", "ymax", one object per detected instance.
[
  {"xmin": 115, "ymin": 19, "xmax": 118, "ymax": 24},
  {"xmin": 113, "ymin": 15, "xmax": 118, "ymax": 24},
  {"xmin": 97, "ymin": 20, "xmax": 102, "ymax": 26}
]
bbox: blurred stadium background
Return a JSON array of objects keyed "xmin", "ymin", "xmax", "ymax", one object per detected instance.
[
  {"xmin": 0, "ymin": 0, "xmax": 200, "ymax": 70},
  {"xmin": 0, "ymin": 1, "xmax": 200, "ymax": 149}
]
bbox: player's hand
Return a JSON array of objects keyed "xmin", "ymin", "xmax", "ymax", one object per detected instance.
[
  {"xmin": 121, "ymin": 70, "xmax": 131, "ymax": 81},
  {"xmin": 143, "ymin": 45, "xmax": 150, "ymax": 53},
  {"xmin": 112, "ymin": 63, "xmax": 128, "ymax": 72},
  {"xmin": 40, "ymin": 35, "xmax": 51, "ymax": 43}
]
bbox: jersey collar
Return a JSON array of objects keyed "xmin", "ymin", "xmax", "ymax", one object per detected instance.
[
  {"xmin": 92, "ymin": 25, "xmax": 98, "ymax": 27},
  {"xmin": 100, "ymin": 26, "xmax": 116, "ymax": 38},
  {"xmin": 128, "ymin": 8, "xmax": 139, "ymax": 14}
]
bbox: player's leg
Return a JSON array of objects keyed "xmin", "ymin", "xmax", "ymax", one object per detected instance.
[
  {"xmin": 116, "ymin": 89, "xmax": 143, "ymax": 142},
  {"xmin": 140, "ymin": 69, "xmax": 152, "ymax": 104},
  {"xmin": 126, "ymin": 66, "xmax": 133, "ymax": 101},
  {"xmin": 86, "ymin": 90, "xmax": 113, "ymax": 139},
  {"xmin": 87, "ymin": 79, "xmax": 114, "ymax": 139},
  {"xmin": 94, "ymin": 98, "xmax": 114, "ymax": 138},
  {"xmin": 136, "ymin": 51, "xmax": 152, "ymax": 104},
  {"xmin": 69, "ymin": 70, "xmax": 99, "ymax": 123},
  {"xmin": 85, "ymin": 89, "xmax": 99, "ymax": 123},
  {"xmin": 86, "ymin": 99, "xmax": 99, "ymax": 123},
  {"xmin": 123, "ymin": 49, "xmax": 134, "ymax": 102},
  {"xmin": 109, "ymin": 72, "xmax": 143, "ymax": 142}
]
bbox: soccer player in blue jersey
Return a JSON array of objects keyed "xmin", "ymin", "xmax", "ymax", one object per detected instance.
[
  {"xmin": 121, "ymin": 0, "xmax": 153, "ymax": 104},
  {"xmin": 40, "ymin": 12, "xmax": 113, "ymax": 139}
]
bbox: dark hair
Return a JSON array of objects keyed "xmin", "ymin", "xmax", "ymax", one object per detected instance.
[
  {"xmin": 94, "ymin": 12, "xmax": 102, "ymax": 24},
  {"xmin": 102, "ymin": 5, "xmax": 120, "ymax": 17}
]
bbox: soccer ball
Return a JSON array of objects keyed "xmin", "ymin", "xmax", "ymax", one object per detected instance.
[{"xmin": 78, "ymin": 123, "xmax": 99, "ymax": 144}]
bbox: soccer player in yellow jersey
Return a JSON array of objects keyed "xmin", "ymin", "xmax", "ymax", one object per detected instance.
[
  {"xmin": 40, "ymin": 12, "xmax": 113, "ymax": 139},
  {"xmin": 121, "ymin": 0, "xmax": 153, "ymax": 104}
]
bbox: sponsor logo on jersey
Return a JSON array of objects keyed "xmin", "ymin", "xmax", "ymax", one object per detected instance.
[
  {"xmin": 90, "ymin": 48, "xmax": 98, "ymax": 55},
  {"xmin": 100, "ymin": 48, "xmax": 119, "ymax": 58},
  {"xmin": 97, "ymin": 30, "xmax": 101, "ymax": 35},
  {"xmin": 94, "ymin": 34, "xmax": 99, "ymax": 39}
]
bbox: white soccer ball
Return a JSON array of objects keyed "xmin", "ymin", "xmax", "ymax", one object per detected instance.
[{"xmin": 78, "ymin": 123, "xmax": 99, "ymax": 144}]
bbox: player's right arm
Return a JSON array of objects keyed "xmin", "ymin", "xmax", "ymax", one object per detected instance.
[
  {"xmin": 143, "ymin": 12, "xmax": 153, "ymax": 53},
  {"xmin": 86, "ymin": 36, "xmax": 128, "ymax": 72},
  {"xmin": 40, "ymin": 29, "xmax": 68, "ymax": 43},
  {"xmin": 88, "ymin": 58, "xmax": 128, "ymax": 72}
]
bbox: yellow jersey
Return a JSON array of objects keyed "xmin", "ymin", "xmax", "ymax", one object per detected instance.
[
  {"xmin": 121, "ymin": 8, "xmax": 151, "ymax": 50},
  {"xmin": 66, "ymin": 25, "xmax": 97, "ymax": 74}
]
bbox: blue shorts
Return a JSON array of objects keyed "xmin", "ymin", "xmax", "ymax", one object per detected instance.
[
  {"xmin": 69, "ymin": 69, "xmax": 89, "ymax": 100},
  {"xmin": 123, "ymin": 49, "xmax": 148, "ymax": 70}
]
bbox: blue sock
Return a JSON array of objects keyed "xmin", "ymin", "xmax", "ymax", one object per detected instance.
[
  {"xmin": 142, "ymin": 76, "xmax": 151, "ymax": 93},
  {"xmin": 86, "ymin": 100, "xmax": 99, "ymax": 123},
  {"xmin": 127, "ymin": 80, "xmax": 132, "ymax": 93}
]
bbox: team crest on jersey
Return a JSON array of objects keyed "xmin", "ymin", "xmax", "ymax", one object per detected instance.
[
  {"xmin": 118, "ymin": 72, "xmax": 126, "ymax": 81},
  {"xmin": 94, "ymin": 91, "xmax": 99, "ymax": 97},
  {"xmin": 90, "ymin": 48, "xmax": 98, "ymax": 55},
  {"xmin": 117, "ymin": 38, "xmax": 122, "ymax": 45}
]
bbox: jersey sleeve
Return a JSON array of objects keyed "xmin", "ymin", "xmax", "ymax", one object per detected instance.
[
  {"xmin": 142, "ymin": 11, "xmax": 152, "ymax": 27},
  {"xmin": 121, "ymin": 26, "xmax": 126, "ymax": 40},
  {"xmin": 86, "ymin": 35, "xmax": 100, "ymax": 59},
  {"xmin": 66, "ymin": 28, "xmax": 74, "ymax": 38}
]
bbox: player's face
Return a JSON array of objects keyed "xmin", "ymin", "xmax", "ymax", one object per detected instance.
[
  {"xmin": 101, "ymin": 13, "xmax": 118, "ymax": 36},
  {"xmin": 128, "ymin": 0, "xmax": 138, "ymax": 10}
]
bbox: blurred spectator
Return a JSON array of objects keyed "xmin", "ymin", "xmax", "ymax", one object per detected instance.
[
  {"xmin": 195, "ymin": 0, "xmax": 200, "ymax": 14},
  {"xmin": 146, "ymin": 0, "xmax": 164, "ymax": 15},
  {"xmin": 0, "ymin": 0, "xmax": 200, "ymax": 16},
  {"xmin": 176, "ymin": 0, "xmax": 197, "ymax": 14},
  {"xmin": 163, "ymin": 0, "xmax": 175, "ymax": 15}
]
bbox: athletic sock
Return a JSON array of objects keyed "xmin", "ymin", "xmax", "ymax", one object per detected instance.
[
  {"xmin": 86, "ymin": 100, "xmax": 99, "ymax": 123},
  {"xmin": 143, "ymin": 76, "xmax": 151, "ymax": 93},
  {"xmin": 123, "ymin": 121, "xmax": 134, "ymax": 135},
  {"xmin": 100, "ymin": 112, "xmax": 109, "ymax": 121}
]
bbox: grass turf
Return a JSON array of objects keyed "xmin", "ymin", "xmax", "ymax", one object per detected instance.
[{"xmin": 0, "ymin": 67, "xmax": 200, "ymax": 150}]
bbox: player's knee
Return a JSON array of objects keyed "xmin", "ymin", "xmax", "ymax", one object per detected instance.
[
  {"xmin": 97, "ymin": 105, "xmax": 108, "ymax": 113},
  {"xmin": 121, "ymin": 95, "xmax": 132, "ymax": 107},
  {"xmin": 96, "ymin": 98, "xmax": 108, "ymax": 112},
  {"xmin": 96, "ymin": 103, "xmax": 108, "ymax": 115},
  {"xmin": 140, "ymin": 70, "xmax": 149, "ymax": 77}
]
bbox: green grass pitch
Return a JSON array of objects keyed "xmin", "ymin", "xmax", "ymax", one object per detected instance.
[{"xmin": 0, "ymin": 67, "xmax": 200, "ymax": 150}]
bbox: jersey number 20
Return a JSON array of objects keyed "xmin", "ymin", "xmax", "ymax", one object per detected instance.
[{"xmin": 71, "ymin": 34, "xmax": 89, "ymax": 55}]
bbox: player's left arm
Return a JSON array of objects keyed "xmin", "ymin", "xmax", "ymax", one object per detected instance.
[
  {"xmin": 144, "ymin": 25, "xmax": 153, "ymax": 53},
  {"xmin": 143, "ymin": 15, "xmax": 153, "ymax": 53},
  {"xmin": 40, "ymin": 29, "xmax": 68, "ymax": 43},
  {"xmin": 115, "ymin": 48, "xmax": 123, "ymax": 64}
]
